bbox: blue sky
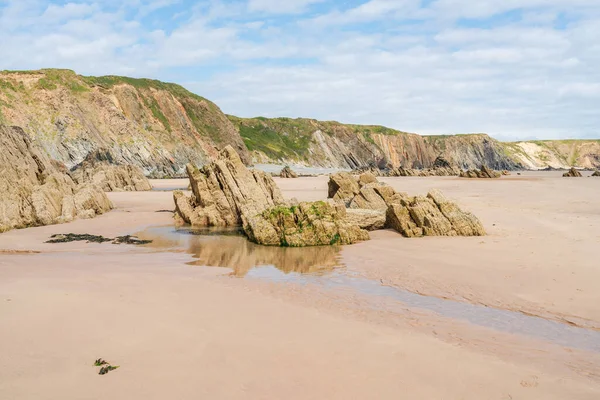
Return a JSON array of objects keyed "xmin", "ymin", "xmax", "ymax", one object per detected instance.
[{"xmin": 0, "ymin": 0, "xmax": 599, "ymax": 140}]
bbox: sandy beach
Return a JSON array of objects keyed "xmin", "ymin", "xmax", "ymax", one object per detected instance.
[{"xmin": 1, "ymin": 173, "xmax": 600, "ymax": 399}]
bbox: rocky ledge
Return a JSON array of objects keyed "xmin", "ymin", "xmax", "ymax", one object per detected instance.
[
  {"xmin": 69, "ymin": 149, "xmax": 153, "ymax": 192},
  {"xmin": 0, "ymin": 125, "xmax": 112, "ymax": 232}
]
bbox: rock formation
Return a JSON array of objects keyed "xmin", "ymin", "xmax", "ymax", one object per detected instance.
[
  {"xmin": 0, "ymin": 125, "xmax": 112, "ymax": 232},
  {"xmin": 592, "ymin": 170, "xmax": 600, "ymax": 177},
  {"xmin": 563, "ymin": 167, "xmax": 583, "ymax": 177},
  {"xmin": 244, "ymin": 201, "xmax": 370, "ymax": 247},
  {"xmin": 279, "ymin": 166, "xmax": 298, "ymax": 178},
  {"xmin": 173, "ymin": 147, "xmax": 369, "ymax": 247},
  {"xmin": 459, "ymin": 165, "xmax": 502, "ymax": 179},
  {"xmin": 174, "ymin": 146, "xmax": 284, "ymax": 228},
  {"xmin": 386, "ymin": 190, "xmax": 486, "ymax": 237},
  {"xmin": 70, "ymin": 149, "xmax": 152, "ymax": 192},
  {"xmin": 328, "ymin": 172, "xmax": 485, "ymax": 237}
]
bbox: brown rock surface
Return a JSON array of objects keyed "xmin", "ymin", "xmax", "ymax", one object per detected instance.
[
  {"xmin": 344, "ymin": 209, "xmax": 386, "ymax": 231},
  {"xmin": 0, "ymin": 125, "xmax": 112, "ymax": 232},
  {"xmin": 174, "ymin": 145, "xmax": 284, "ymax": 228},
  {"xmin": 327, "ymin": 172, "xmax": 360, "ymax": 205},
  {"xmin": 70, "ymin": 149, "xmax": 152, "ymax": 192},
  {"xmin": 592, "ymin": 170, "xmax": 600, "ymax": 177},
  {"xmin": 563, "ymin": 167, "xmax": 583, "ymax": 177},
  {"xmin": 386, "ymin": 190, "xmax": 485, "ymax": 237},
  {"xmin": 244, "ymin": 201, "xmax": 370, "ymax": 247}
]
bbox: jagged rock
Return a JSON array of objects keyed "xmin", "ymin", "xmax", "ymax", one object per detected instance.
[
  {"xmin": 174, "ymin": 145, "xmax": 285, "ymax": 228},
  {"xmin": 502, "ymin": 170, "xmax": 511, "ymax": 176},
  {"xmin": 279, "ymin": 166, "xmax": 299, "ymax": 178},
  {"xmin": 592, "ymin": 170, "xmax": 600, "ymax": 177},
  {"xmin": 563, "ymin": 167, "xmax": 582, "ymax": 177},
  {"xmin": 348, "ymin": 183, "xmax": 390, "ymax": 211},
  {"xmin": 0, "ymin": 125, "xmax": 112, "ymax": 232},
  {"xmin": 328, "ymin": 172, "xmax": 360, "ymax": 205},
  {"xmin": 460, "ymin": 165, "xmax": 501, "ymax": 179},
  {"xmin": 244, "ymin": 201, "xmax": 370, "ymax": 247},
  {"xmin": 386, "ymin": 190, "xmax": 485, "ymax": 237},
  {"xmin": 344, "ymin": 209, "xmax": 386, "ymax": 231},
  {"xmin": 329, "ymin": 172, "xmax": 485, "ymax": 237},
  {"xmin": 358, "ymin": 172, "xmax": 379, "ymax": 186},
  {"xmin": 69, "ymin": 149, "xmax": 152, "ymax": 192}
]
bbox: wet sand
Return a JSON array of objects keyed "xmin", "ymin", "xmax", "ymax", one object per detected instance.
[{"xmin": 1, "ymin": 173, "xmax": 600, "ymax": 399}]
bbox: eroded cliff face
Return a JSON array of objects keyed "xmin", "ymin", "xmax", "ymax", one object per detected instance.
[
  {"xmin": 229, "ymin": 117, "xmax": 524, "ymax": 170},
  {"xmin": 0, "ymin": 69, "xmax": 249, "ymax": 177},
  {"xmin": 505, "ymin": 140, "xmax": 600, "ymax": 170}
]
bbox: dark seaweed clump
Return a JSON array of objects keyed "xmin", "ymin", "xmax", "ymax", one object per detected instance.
[
  {"xmin": 46, "ymin": 233, "xmax": 152, "ymax": 245},
  {"xmin": 113, "ymin": 235, "xmax": 153, "ymax": 245},
  {"xmin": 94, "ymin": 358, "xmax": 119, "ymax": 375},
  {"xmin": 46, "ymin": 233, "xmax": 112, "ymax": 244}
]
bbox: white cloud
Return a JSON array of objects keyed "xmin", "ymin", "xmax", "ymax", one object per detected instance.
[
  {"xmin": 0, "ymin": 0, "xmax": 598, "ymax": 140},
  {"xmin": 247, "ymin": 0, "xmax": 324, "ymax": 14}
]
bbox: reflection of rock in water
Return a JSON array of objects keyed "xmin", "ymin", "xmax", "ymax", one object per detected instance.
[
  {"xmin": 135, "ymin": 226, "xmax": 344, "ymax": 276},
  {"xmin": 186, "ymin": 235, "xmax": 342, "ymax": 277}
]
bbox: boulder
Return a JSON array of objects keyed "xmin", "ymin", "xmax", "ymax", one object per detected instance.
[
  {"xmin": 563, "ymin": 167, "xmax": 582, "ymax": 177},
  {"xmin": 344, "ymin": 209, "xmax": 386, "ymax": 231},
  {"xmin": 460, "ymin": 165, "xmax": 501, "ymax": 179},
  {"xmin": 279, "ymin": 166, "xmax": 298, "ymax": 178},
  {"xmin": 0, "ymin": 125, "xmax": 112, "ymax": 232},
  {"xmin": 328, "ymin": 172, "xmax": 360, "ymax": 205},
  {"xmin": 70, "ymin": 149, "xmax": 152, "ymax": 192},
  {"xmin": 174, "ymin": 145, "xmax": 285, "ymax": 228},
  {"xmin": 348, "ymin": 183, "xmax": 390, "ymax": 211},
  {"xmin": 358, "ymin": 172, "xmax": 378, "ymax": 186},
  {"xmin": 386, "ymin": 190, "xmax": 485, "ymax": 237},
  {"xmin": 244, "ymin": 201, "xmax": 370, "ymax": 247},
  {"xmin": 592, "ymin": 170, "xmax": 600, "ymax": 177}
]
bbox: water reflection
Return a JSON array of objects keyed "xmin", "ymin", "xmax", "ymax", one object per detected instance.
[{"xmin": 137, "ymin": 226, "xmax": 344, "ymax": 277}]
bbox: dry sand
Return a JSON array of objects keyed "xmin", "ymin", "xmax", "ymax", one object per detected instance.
[{"xmin": 1, "ymin": 172, "xmax": 599, "ymax": 399}]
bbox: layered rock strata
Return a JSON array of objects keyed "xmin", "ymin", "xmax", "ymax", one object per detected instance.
[
  {"xmin": 0, "ymin": 125, "xmax": 112, "ymax": 232},
  {"xmin": 70, "ymin": 150, "xmax": 152, "ymax": 192}
]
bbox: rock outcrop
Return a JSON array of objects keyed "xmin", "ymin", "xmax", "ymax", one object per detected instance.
[
  {"xmin": 70, "ymin": 150, "xmax": 152, "ymax": 192},
  {"xmin": 279, "ymin": 166, "xmax": 298, "ymax": 178},
  {"xmin": 592, "ymin": 170, "xmax": 600, "ymax": 177},
  {"xmin": 386, "ymin": 190, "xmax": 486, "ymax": 237},
  {"xmin": 460, "ymin": 165, "xmax": 502, "ymax": 179},
  {"xmin": 174, "ymin": 146, "xmax": 284, "ymax": 227},
  {"xmin": 563, "ymin": 167, "xmax": 583, "ymax": 177},
  {"xmin": 0, "ymin": 125, "xmax": 112, "ymax": 232},
  {"xmin": 244, "ymin": 201, "xmax": 370, "ymax": 247},
  {"xmin": 328, "ymin": 172, "xmax": 485, "ymax": 238}
]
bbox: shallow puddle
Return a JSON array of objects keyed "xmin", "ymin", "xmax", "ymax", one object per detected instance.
[{"xmin": 138, "ymin": 226, "xmax": 600, "ymax": 352}]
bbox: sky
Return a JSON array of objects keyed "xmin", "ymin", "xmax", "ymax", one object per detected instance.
[{"xmin": 0, "ymin": 0, "xmax": 599, "ymax": 140}]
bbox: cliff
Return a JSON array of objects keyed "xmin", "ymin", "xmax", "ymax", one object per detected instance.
[
  {"xmin": 1, "ymin": 69, "xmax": 598, "ymax": 174},
  {"xmin": 229, "ymin": 117, "xmax": 522, "ymax": 170},
  {"xmin": 0, "ymin": 69, "xmax": 249, "ymax": 177},
  {"xmin": 229, "ymin": 116, "xmax": 600, "ymax": 170}
]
